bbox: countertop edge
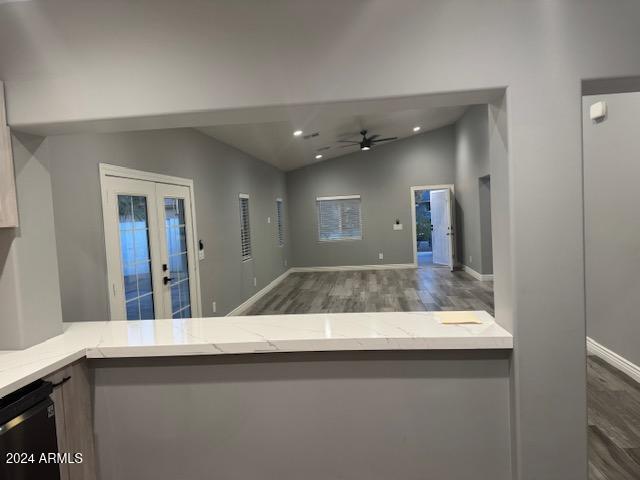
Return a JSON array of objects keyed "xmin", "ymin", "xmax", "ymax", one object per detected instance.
[{"xmin": 1, "ymin": 312, "xmax": 513, "ymax": 398}]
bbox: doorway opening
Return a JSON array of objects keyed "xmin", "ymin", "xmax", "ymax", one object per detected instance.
[{"xmin": 410, "ymin": 184, "xmax": 455, "ymax": 270}]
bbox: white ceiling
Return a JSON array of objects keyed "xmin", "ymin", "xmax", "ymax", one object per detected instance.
[{"xmin": 198, "ymin": 105, "xmax": 466, "ymax": 171}]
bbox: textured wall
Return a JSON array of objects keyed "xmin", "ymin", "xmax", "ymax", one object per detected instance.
[
  {"xmin": 48, "ymin": 128, "xmax": 290, "ymax": 320},
  {"xmin": 454, "ymin": 105, "xmax": 492, "ymax": 275},
  {"xmin": 0, "ymin": 133, "xmax": 63, "ymax": 349},
  {"xmin": 286, "ymin": 127, "xmax": 455, "ymax": 267},
  {"xmin": 583, "ymin": 92, "xmax": 640, "ymax": 366},
  {"xmin": 92, "ymin": 351, "xmax": 512, "ymax": 480}
]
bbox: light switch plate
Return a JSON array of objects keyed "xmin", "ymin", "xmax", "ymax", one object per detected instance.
[
  {"xmin": 198, "ymin": 250, "xmax": 205, "ymax": 261},
  {"xmin": 590, "ymin": 101, "xmax": 607, "ymax": 121},
  {"xmin": 393, "ymin": 223, "xmax": 403, "ymax": 231}
]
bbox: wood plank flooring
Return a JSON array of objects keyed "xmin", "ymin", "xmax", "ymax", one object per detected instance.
[
  {"xmin": 245, "ymin": 264, "xmax": 494, "ymax": 315},
  {"xmin": 588, "ymin": 356, "xmax": 640, "ymax": 479}
]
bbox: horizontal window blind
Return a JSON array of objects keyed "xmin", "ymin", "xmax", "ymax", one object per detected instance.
[
  {"xmin": 276, "ymin": 199, "xmax": 284, "ymax": 246},
  {"xmin": 239, "ymin": 195, "xmax": 252, "ymax": 260},
  {"xmin": 317, "ymin": 195, "xmax": 362, "ymax": 241}
]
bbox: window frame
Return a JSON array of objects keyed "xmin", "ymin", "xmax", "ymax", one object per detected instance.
[
  {"xmin": 239, "ymin": 193, "xmax": 252, "ymax": 261},
  {"xmin": 316, "ymin": 194, "xmax": 363, "ymax": 242}
]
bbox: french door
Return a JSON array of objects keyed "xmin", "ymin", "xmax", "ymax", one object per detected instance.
[{"xmin": 102, "ymin": 173, "xmax": 200, "ymax": 320}]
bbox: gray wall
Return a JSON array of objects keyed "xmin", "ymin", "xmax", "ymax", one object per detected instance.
[
  {"xmin": 479, "ymin": 176, "xmax": 493, "ymax": 274},
  {"xmin": 286, "ymin": 126, "xmax": 455, "ymax": 267},
  {"xmin": 454, "ymin": 105, "xmax": 493, "ymax": 275},
  {"xmin": 0, "ymin": 133, "xmax": 63, "ymax": 349},
  {"xmin": 47, "ymin": 128, "xmax": 290, "ymax": 321},
  {"xmin": 92, "ymin": 351, "xmax": 512, "ymax": 480},
  {"xmin": 583, "ymin": 92, "xmax": 640, "ymax": 366},
  {"xmin": 12, "ymin": 0, "xmax": 640, "ymax": 477}
]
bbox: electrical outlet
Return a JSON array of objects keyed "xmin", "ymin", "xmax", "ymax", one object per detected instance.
[
  {"xmin": 378, "ymin": 252, "xmax": 384, "ymax": 260},
  {"xmin": 212, "ymin": 301, "xmax": 217, "ymax": 314},
  {"xmin": 253, "ymin": 277, "xmax": 257, "ymax": 287}
]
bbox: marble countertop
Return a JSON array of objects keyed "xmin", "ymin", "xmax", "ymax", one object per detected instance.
[{"xmin": 0, "ymin": 311, "xmax": 512, "ymax": 398}]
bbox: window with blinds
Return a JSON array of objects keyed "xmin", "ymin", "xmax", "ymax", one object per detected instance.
[
  {"xmin": 316, "ymin": 195, "xmax": 362, "ymax": 241},
  {"xmin": 276, "ymin": 199, "xmax": 284, "ymax": 246},
  {"xmin": 239, "ymin": 194, "xmax": 252, "ymax": 260}
]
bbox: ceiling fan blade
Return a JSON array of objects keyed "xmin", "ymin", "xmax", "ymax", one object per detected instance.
[
  {"xmin": 371, "ymin": 137, "xmax": 398, "ymax": 143},
  {"xmin": 368, "ymin": 134, "xmax": 380, "ymax": 141},
  {"xmin": 339, "ymin": 144, "xmax": 359, "ymax": 148},
  {"xmin": 336, "ymin": 140, "xmax": 360, "ymax": 144}
]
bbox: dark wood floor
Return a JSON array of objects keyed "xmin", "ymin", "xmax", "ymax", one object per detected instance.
[
  {"xmin": 588, "ymin": 356, "xmax": 640, "ymax": 479},
  {"xmin": 245, "ymin": 264, "xmax": 494, "ymax": 315}
]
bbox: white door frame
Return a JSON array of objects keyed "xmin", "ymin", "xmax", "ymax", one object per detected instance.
[
  {"xmin": 409, "ymin": 184, "xmax": 456, "ymax": 268},
  {"xmin": 99, "ymin": 163, "xmax": 203, "ymax": 319}
]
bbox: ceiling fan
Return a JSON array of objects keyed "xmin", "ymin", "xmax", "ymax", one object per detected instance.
[{"xmin": 337, "ymin": 130, "xmax": 398, "ymax": 151}]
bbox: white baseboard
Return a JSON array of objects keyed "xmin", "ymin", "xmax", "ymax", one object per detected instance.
[
  {"xmin": 226, "ymin": 269, "xmax": 293, "ymax": 316},
  {"xmin": 291, "ymin": 263, "xmax": 417, "ymax": 273},
  {"xmin": 587, "ymin": 337, "xmax": 640, "ymax": 384},
  {"xmin": 462, "ymin": 265, "xmax": 494, "ymax": 281}
]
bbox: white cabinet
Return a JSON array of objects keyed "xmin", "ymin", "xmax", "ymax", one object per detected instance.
[{"xmin": 0, "ymin": 81, "xmax": 18, "ymax": 228}]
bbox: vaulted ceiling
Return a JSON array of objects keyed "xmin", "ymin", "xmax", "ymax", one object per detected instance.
[{"xmin": 198, "ymin": 104, "xmax": 466, "ymax": 171}]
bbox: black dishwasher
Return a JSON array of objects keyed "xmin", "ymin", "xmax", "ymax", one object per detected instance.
[{"xmin": 0, "ymin": 380, "xmax": 60, "ymax": 480}]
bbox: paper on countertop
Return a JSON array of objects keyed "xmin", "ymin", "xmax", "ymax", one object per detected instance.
[{"xmin": 436, "ymin": 312, "xmax": 483, "ymax": 325}]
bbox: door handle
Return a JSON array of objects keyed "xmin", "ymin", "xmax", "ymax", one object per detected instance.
[{"xmin": 163, "ymin": 276, "xmax": 172, "ymax": 285}]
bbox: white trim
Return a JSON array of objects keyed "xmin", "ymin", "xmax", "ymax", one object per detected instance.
[
  {"xmin": 99, "ymin": 163, "xmax": 203, "ymax": 319},
  {"xmin": 462, "ymin": 265, "xmax": 494, "ymax": 281},
  {"xmin": 100, "ymin": 163, "xmax": 194, "ymax": 188},
  {"xmin": 410, "ymin": 184, "xmax": 456, "ymax": 268},
  {"xmin": 291, "ymin": 263, "xmax": 416, "ymax": 272},
  {"xmin": 316, "ymin": 194, "xmax": 361, "ymax": 201},
  {"xmin": 226, "ymin": 269, "xmax": 293, "ymax": 316},
  {"xmin": 239, "ymin": 193, "xmax": 250, "ymax": 199},
  {"xmin": 587, "ymin": 337, "xmax": 640, "ymax": 384}
]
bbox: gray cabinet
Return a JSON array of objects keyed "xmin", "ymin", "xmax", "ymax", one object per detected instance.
[
  {"xmin": 0, "ymin": 81, "xmax": 18, "ymax": 228},
  {"xmin": 45, "ymin": 360, "xmax": 97, "ymax": 480}
]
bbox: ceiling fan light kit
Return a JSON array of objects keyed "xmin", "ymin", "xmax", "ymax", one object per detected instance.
[{"xmin": 336, "ymin": 129, "xmax": 398, "ymax": 151}]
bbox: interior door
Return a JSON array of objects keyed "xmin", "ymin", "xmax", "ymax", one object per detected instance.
[
  {"xmin": 103, "ymin": 176, "xmax": 199, "ymax": 320},
  {"xmin": 155, "ymin": 184, "xmax": 198, "ymax": 319},
  {"xmin": 430, "ymin": 188, "xmax": 454, "ymax": 269}
]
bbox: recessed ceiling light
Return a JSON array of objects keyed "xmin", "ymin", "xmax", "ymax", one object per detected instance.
[
  {"xmin": 361, "ymin": 146, "xmax": 371, "ymax": 151},
  {"xmin": 293, "ymin": 130, "xmax": 303, "ymax": 137},
  {"xmin": 315, "ymin": 154, "xmax": 323, "ymax": 159},
  {"xmin": 413, "ymin": 126, "xmax": 421, "ymax": 132}
]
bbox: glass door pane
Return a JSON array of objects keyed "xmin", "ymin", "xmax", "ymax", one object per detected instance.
[
  {"xmin": 118, "ymin": 194, "xmax": 155, "ymax": 320},
  {"xmin": 163, "ymin": 197, "xmax": 192, "ymax": 319},
  {"xmin": 103, "ymin": 174, "xmax": 198, "ymax": 321}
]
